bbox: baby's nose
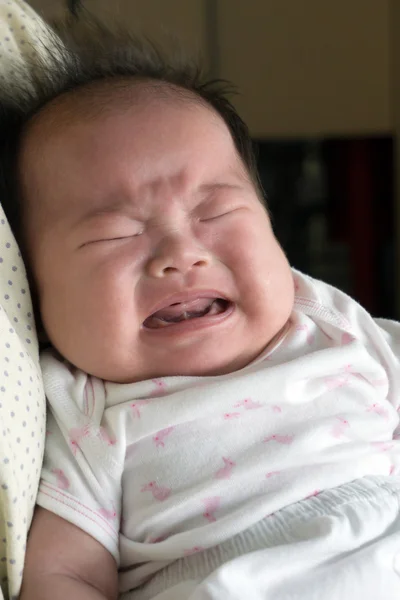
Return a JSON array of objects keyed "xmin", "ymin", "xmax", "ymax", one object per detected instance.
[{"xmin": 146, "ymin": 234, "xmax": 211, "ymax": 278}]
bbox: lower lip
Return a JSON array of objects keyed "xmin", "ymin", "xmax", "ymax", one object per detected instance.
[{"xmin": 141, "ymin": 302, "xmax": 235, "ymax": 336}]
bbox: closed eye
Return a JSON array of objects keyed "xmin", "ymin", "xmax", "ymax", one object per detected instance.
[
  {"xmin": 80, "ymin": 232, "xmax": 142, "ymax": 248},
  {"xmin": 199, "ymin": 207, "xmax": 241, "ymax": 222},
  {"xmin": 199, "ymin": 213, "xmax": 227, "ymax": 222}
]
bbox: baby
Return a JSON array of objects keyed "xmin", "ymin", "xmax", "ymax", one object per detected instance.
[{"xmin": 2, "ymin": 22, "xmax": 400, "ymax": 600}]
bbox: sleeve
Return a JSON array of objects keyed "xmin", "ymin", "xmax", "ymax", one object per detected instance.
[
  {"xmin": 294, "ymin": 271, "xmax": 400, "ymax": 440},
  {"xmin": 322, "ymin": 280, "xmax": 400, "ymax": 439},
  {"xmin": 36, "ymin": 351, "xmax": 125, "ymax": 564}
]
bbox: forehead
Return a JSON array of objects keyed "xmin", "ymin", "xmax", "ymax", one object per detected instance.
[
  {"xmin": 20, "ymin": 81, "xmax": 249, "ymax": 223},
  {"xmin": 23, "ymin": 79, "xmax": 236, "ymax": 155}
]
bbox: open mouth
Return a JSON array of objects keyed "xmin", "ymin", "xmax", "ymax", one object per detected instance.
[{"xmin": 143, "ymin": 298, "xmax": 231, "ymax": 329}]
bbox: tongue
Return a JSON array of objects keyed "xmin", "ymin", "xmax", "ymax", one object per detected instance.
[{"xmin": 151, "ymin": 298, "xmax": 214, "ymax": 321}]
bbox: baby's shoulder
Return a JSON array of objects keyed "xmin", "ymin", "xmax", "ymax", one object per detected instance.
[
  {"xmin": 292, "ymin": 268, "xmax": 400, "ymax": 361},
  {"xmin": 293, "ymin": 269, "xmax": 363, "ymax": 329}
]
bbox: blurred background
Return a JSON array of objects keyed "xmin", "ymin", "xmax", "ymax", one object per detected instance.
[{"xmin": 28, "ymin": 0, "xmax": 400, "ymax": 319}]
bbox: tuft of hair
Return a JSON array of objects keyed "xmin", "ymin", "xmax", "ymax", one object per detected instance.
[{"xmin": 0, "ymin": 14, "xmax": 263, "ymax": 247}]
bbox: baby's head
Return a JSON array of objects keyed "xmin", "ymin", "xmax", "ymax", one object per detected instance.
[{"xmin": 1, "ymin": 22, "xmax": 294, "ymax": 383}]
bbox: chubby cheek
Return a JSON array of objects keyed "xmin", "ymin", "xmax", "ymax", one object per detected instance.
[
  {"xmin": 262, "ymin": 248, "xmax": 294, "ymax": 321},
  {"xmin": 219, "ymin": 211, "xmax": 291, "ymax": 283},
  {"xmin": 39, "ymin": 257, "xmax": 138, "ymax": 355},
  {"xmin": 224, "ymin": 216, "xmax": 294, "ymax": 328}
]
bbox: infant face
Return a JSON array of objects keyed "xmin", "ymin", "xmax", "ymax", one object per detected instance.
[{"xmin": 20, "ymin": 88, "xmax": 294, "ymax": 382}]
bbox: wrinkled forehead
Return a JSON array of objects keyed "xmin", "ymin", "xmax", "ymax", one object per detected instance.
[{"xmin": 18, "ymin": 79, "xmax": 250, "ymax": 227}]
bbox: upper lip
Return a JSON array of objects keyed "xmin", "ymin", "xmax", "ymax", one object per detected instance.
[{"xmin": 145, "ymin": 290, "xmax": 230, "ymax": 319}]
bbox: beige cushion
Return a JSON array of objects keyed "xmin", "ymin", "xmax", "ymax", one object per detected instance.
[{"xmin": 0, "ymin": 2, "xmax": 57, "ymax": 597}]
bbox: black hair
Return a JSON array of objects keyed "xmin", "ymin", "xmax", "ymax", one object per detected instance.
[{"xmin": 0, "ymin": 15, "xmax": 263, "ymax": 249}]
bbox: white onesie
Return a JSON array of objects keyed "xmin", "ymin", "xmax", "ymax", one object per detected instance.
[{"xmin": 36, "ymin": 270, "xmax": 400, "ymax": 597}]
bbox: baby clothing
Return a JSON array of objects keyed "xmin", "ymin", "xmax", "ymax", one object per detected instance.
[
  {"xmin": 36, "ymin": 270, "xmax": 400, "ymax": 597},
  {"xmin": 120, "ymin": 476, "xmax": 400, "ymax": 600}
]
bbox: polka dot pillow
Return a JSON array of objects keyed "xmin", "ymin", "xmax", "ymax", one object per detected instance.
[{"xmin": 0, "ymin": 2, "xmax": 58, "ymax": 597}]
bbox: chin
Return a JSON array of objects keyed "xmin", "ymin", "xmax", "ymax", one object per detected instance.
[{"xmin": 157, "ymin": 348, "xmax": 257, "ymax": 379}]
